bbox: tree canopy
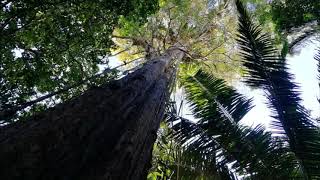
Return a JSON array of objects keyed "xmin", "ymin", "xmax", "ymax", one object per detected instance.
[{"xmin": 0, "ymin": 0, "xmax": 159, "ymax": 121}]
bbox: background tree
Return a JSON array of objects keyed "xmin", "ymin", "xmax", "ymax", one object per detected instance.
[
  {"xmin": 0, "ymin": 0, "xmax": 159, "ymax": 122},
  {"xmin": 113, "ymin": 0, "xmax": 242, "ymax": 80},
  {"xmin": 271, "ymin": 0, "xmax": 320, "ymax": 32},
  {"xmin": 241, "ymin": 0, "xmax": 320, "ymax": 54}
]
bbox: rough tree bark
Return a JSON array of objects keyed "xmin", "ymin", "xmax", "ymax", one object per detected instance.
[{"xmin": 0, "ymin": 47, "xmax": 184, "ymax": 180}]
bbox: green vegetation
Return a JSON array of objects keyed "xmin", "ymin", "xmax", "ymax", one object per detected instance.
[
  {"xmin": 148, "ymin": 0, "xmax": 320, "ymax": 179},
  {"xmin": 1, "ymin": 0, "xmax": 319, "ymax": 179},
  {"xmin": 0, "ymin": 0, "xmax": 159, "ymax": 121}
]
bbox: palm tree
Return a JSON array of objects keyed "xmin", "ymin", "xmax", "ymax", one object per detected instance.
[
  {"xmin": 148, "ymin": 121, "xmax": 237, "ymax": 180},
  {"xmin": 166, "ymin": 69, "xmax": 297, "ymax": 179},
  {"xmin": 159, "ymin": 0, "xmax": 320, "ymax": 179},
  {"xmin": 236, "ymin": 0, "xmax": 320, "ymax": 177}
]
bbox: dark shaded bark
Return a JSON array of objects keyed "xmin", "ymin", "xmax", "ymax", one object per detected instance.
[{"xmin": 0, "ymin": 48, "xmax": 184, "ymax": 180}]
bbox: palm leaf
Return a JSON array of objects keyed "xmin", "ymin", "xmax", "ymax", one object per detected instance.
[
  {"xmin": 150, "ymin": 119, "xmax": 237, "ymax": 180},
  {"xmin": 315, "ymin": 48, "xmax": 320, "ymax": 104},
  {"xmin": 235, "ymin": 0, "xmax": 320, "ymax": 177},
  {"xmin": 169, "ymin": 70, "xmax": 298, "ymax": 178},
  {"xmin": 288, "ymin": 30, "xmax": 317, "ymax": 54}
]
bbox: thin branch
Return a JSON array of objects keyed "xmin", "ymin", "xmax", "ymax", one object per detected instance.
[
  {"xmin": 110, "ymin": 48, "xmax": 131, "ymax": 57},
  {"xmin": 200, "ymin": 53, "xmax": 236, "ymax": 62},
  {"xmin": 111, "ymin": 35, "xmax": 135, "ymax": 40},
  {"xmin": 202, "ymin": 42, "xmax": 225, "ymax": 57},
  {"xmin": 163, "ymin": 6, "xmax": 174, "ymax": 49}
]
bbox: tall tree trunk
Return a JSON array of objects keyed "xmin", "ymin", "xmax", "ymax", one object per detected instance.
[{"xmin": 0, "ymin": 47, "xmax": 184, "ymax": 180}]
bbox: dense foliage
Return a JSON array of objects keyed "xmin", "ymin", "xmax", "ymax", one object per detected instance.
[
  {"xmin": 271, "ymin": 0, "xmax": 320, "ymax": 32},
  {"xmin": 0, "ymin": 0, "xmax": 159, "ymax": 121},
  {"xmin": 243, "ymin": 0, "xmax": 319, "ymax": 32}
]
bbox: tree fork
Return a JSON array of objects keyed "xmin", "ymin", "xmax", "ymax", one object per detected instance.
[{"xmin": 0, "ymin": 47, "xmax": 185, "ymax": 180}]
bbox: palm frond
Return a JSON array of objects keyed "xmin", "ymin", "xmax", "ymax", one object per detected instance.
[
  {"xmin": 183, "ymin": 70, "xmax": 253, "ymax": 124},
  {"xmin": 315, "ymin": 48, "xmax": 320, "ymax": 104},
  {"xmin": 150, "ymin": 119, "xmax": 237, "ymax": 180},
  {"xmin": 288, "ymin": 30, "xmax": 317, "ymax": 54},
  {"xmin": 169, "ymin": 70, "xmax": 298, "ymax": 178},
  {"xmin": 235, "ymin": 0, "xmax": 320, "ymax": 177}
]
